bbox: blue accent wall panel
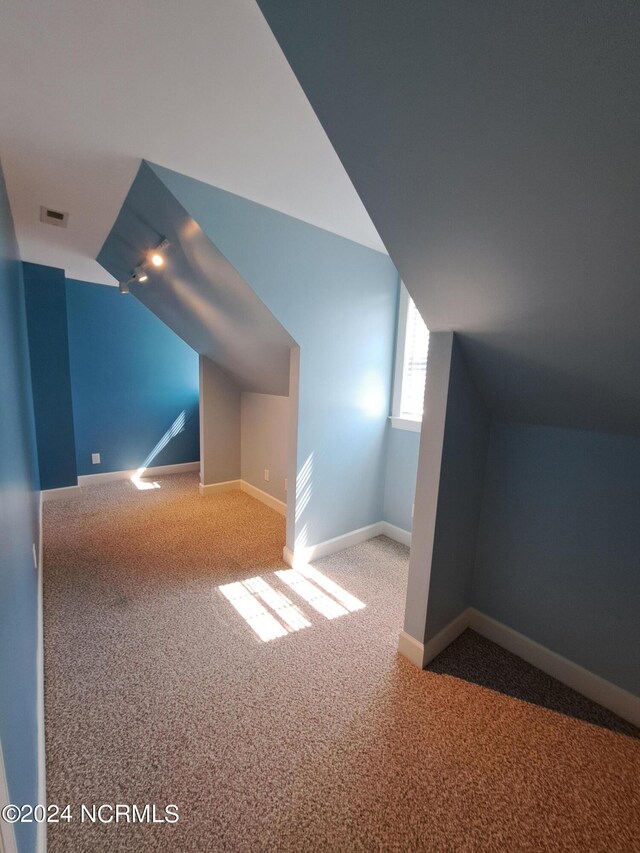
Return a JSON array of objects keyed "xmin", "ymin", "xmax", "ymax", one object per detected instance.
[
  {"xmin": 66, "ymin": 279, "xmax": 199, "ymax": 476},
  {"xmin": 0, "ymin": 163, "xmax": 40, "ymax": 853},
  {"xmin": 23, "ymin": 262, "xmax": 78, "ymax": 490},
  {"xmin": 150, "ymin": 162, "xmax": 398, "ymax": 546},
  {"xmin": 473, "ymin": 423, "xmax": 640, "ymax": 695},
  {"xmin": 383, "ymin": 428, "xmax": 420, "ymax": 532}
]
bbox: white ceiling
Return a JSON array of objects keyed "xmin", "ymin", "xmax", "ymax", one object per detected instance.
[{"xmin": 0, "ymin": 0, "xmax": 384, "ymax": 286}]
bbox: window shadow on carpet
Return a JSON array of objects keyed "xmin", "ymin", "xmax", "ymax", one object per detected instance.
[{"xmin": 426, "ymin": 630, "xmax": 639, "ymax": 739}]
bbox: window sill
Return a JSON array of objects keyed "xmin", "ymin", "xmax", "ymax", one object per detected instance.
[{"xmin": 390, "ymin": 416, "xmax": 422, "ymax": 433}]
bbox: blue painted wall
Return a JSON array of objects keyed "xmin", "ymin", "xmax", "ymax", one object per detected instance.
[
  {"xmin": 424, "ymin": 335, "xmax": 490, "ymax": 641},
  {"xmin": 383, "ymin": 428, "xmax": 419, "ymax": 532},
  {"xmin": 382, "ymin": 280, "xmax": 421, "ymax": 534},
  {"xmin": 147, "ymin": 163, "xmax": 399, "ymax": 546},
  {"xmin": 473, "ymin": 422, "xmax": 640, "ymax": 695},
  {"xmin": 23, "ymin": 263, "xmax": 78, "ymax": 490},
  {"xmin": 0, "ymin": 163, "xmax": 40, "ymax": 853},
  {"xmin": 66, "ymin": 279, "xmax": 200, "ymax": 476}
]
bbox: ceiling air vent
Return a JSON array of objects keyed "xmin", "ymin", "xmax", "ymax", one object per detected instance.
[{"xmin": 40, "ymin": 206, "xmax": 69, "ymax": 227}]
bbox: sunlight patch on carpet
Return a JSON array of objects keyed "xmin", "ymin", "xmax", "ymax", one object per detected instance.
[{"xmin": 219, "ymin": 566, "xmax": 365, "ymax": 641}]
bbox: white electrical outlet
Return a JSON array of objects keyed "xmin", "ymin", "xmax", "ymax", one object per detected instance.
[
  {"xmin": 92, "ymin": 453, "xmax": 101, "ymax": 465},
  {"xmin": 32, "ymin": 543, "xmax": 38, "ymax": 569},
  {"xmin": 264, "ymin": 468, "xmax": 270, "ymax": 482},
  {"xmin": 284, "ymin": 478, "xmax": 287, "ymax": 492}
]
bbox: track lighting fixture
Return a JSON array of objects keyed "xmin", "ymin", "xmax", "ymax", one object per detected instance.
[
  {"xmin": 149, "ymin": 238, "xmax": 169, "ymax": 268},
  {"xmin": 119, "ymin": 238, "xmax": 169, "ymax": 294}
]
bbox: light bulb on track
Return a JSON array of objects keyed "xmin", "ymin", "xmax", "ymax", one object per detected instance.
[{"xmin": 133, "ymin": 265, "xmax": 149, "ymax": 283}]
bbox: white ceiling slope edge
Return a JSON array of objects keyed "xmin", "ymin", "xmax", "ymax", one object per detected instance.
[{"xmin": 0, "ymin": 0, "xmax": 384, "ymax": 286}]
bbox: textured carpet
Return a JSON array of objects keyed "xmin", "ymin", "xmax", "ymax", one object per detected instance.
[{"xmin": 44, "ymin": 473, "xmax": 640, "ymax": 852}]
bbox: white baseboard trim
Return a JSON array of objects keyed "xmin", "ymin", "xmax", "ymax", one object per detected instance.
[
  {"xmin": 398, "ymin": 606, "xmax": 640, "ymax": 728},
  {"xmin": 398, "ymin": 630, "xmax": 427, "ymax": 668},
  {"xmin": 282, "ymin": 519, "xmax": 411, "ymax": 568},
  {"xmin": 379, "ymin": 521, "xmax": 412, "ymax": 547},
  {"xmin": 43, "ymin": 462, "xmax": 201, "ymax": 498},
  {"xmin": 139, "ymin": 461, "xmax": 199, "ymax": 477},
  {"xmin": 468, "ymin": 609, "xmax": 640, "ymax": 729},
  {"xmin": 0, "ymin": 739, "xmax": 18, "ymax": 853},
  {"xmin": 399, "ymin": 607, "xmax": 471, "ymax": 670},
  {"xmin": 423, "ymin": 608, "xmax": 472, "ymax": 666},
  {"xmin": 199, "ymin": 479, "xmax": 241, "ymax": 495},
  {"xmin": 283, "ymin": 521, "xmax": 385, "ymax": 568},
  {"xmin": 240, "ymin": 481, "xmax": 286, "ymax": 516},
  {"xmin": 36, "ymin": 493, "xmax": 46, "ymax": 853},
  {"xmin": 42, "ymin": 484, "xmax": 80, "ymax": 502},
  {"xmin": 79, "ymin": 460, "xmax": 199, "ymax": 486}
]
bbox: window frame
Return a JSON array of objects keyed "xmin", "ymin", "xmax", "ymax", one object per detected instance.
[{"xmin": 390, "ymin": 283, "xmax": 427, "ymax": 432}]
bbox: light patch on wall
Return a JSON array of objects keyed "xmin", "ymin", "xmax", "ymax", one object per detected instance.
[
  {"xmin": 295, "ymin": 452, "xmax": 313, "ymax": 523},
  {"xmin": 294, "ymin": 522, "xmax": 309, "ymax": 554},
  {"xmin": 131, "ymin": 410, "xmax": 187, "ymax": 490},
  {"xmin": 359, "ymin": 371, "xmax": 386, "ymax": 418}
]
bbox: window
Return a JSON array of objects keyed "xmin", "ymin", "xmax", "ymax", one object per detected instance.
[{"xmin": 391, "ymin": 284, "xmax": 430, "ymax": 431}]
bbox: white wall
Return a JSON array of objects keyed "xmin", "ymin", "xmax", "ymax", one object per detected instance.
[
  {"xmin": 199, "ymin": 356, "xmax": 241, "ymax": 485},
  {"xmin": 241, "ymin": 392, "xmax": 289, "ymax": 503}
]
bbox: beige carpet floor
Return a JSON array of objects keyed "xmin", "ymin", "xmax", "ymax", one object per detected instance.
[{"xmin": 43, "ymin": 473, "xmax": 640, "ymax": 852}]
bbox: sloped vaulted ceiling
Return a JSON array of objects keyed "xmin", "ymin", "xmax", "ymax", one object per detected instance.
[
  {"xmin": 257, "ymin": 0, "xmax": 640, "ymax": 435},
  {"xmin": 98, "ymin": 162, "xmax": 295, "ymax": 396}
]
